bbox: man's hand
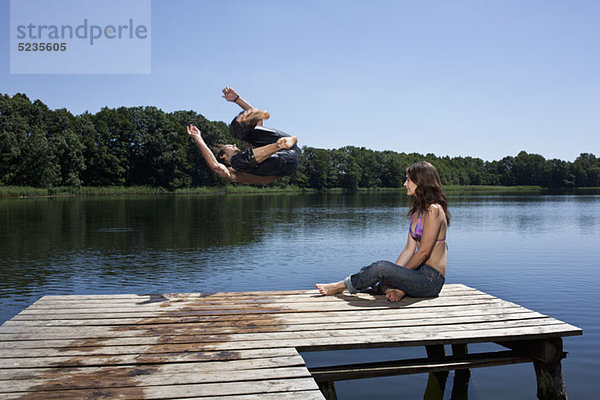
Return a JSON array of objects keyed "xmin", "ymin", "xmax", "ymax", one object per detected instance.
[
  {"xmin": 222, "ymin": 86, "xmax": 239, "ymax": 102},
  {"xmin": 187, "ymin": 124, "xmax": 202, "ymax": 140}
]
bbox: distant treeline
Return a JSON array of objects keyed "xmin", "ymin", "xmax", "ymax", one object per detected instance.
[{"xmin": 1, "ymin": 93, "xmax": 599, "ymax": 190}]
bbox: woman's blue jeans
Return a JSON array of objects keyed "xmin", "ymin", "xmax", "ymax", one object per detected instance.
[{"xmin": 344, "ymin": 260, "xmax": 445, "ymax": 297}]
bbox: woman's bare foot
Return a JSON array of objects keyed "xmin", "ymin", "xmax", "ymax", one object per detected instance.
[
  {"xmin": 277, "ymin": 136, "xmax": 298, "ymax": 149},
  {"xmin": 385, "ymin": 288, "xmax": 406, "ymax": 302},
  {"xmin": 315, "ymin": 281, "xmax": 346, "ymax": 296}
]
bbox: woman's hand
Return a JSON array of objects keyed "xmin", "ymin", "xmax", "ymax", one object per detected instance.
[{"xmin": 222, "ymin": 87, "xmax": 239, "ymax": 102}]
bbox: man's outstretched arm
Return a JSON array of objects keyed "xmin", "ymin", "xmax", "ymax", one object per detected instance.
[
  {"xmin": 187, "ymin": 125, "xmax": 237, "ymax": 183},
  {"xmin": 222, "ymin": 86, "xmax": 263, "ymax": 126}
]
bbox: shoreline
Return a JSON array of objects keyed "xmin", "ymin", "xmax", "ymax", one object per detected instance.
[{"xmin": 0, "ymin": 185, "xmax": 598, "ymax": 199}]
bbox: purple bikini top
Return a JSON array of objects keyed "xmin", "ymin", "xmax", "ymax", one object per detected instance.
[{"xmin": 409, "ymin": 211, "xmax": 446, "ymax": 243}]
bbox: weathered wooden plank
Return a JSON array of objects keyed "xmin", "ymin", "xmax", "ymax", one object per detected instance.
[
  {"xmin": 294, "ymin": 323, "xmax": 582, "ymax": 351},
  {"xmin": 1, "ymin": 302, "xmax": 530, "ymax": 328},
  {"xmin": 308, "ymin": 350, "xmax": 534, "ymax": 381},
  {"xmin": 0, "ymin": 309, "xmax": 546, "ymax": 338},
  {"xmin": 0, "ymin": 354, "xmax": 307, "ymax": 381},
  {"xmin": 32, "ymin": 287, "xmax": 482, "ymax": 308},
  {"xmin": 0, "ymin": 311, "xmax": 547, "ymax": 342},
  {"xmin": 16, "ymin": 294, "xmax": 499, "ymax": 314},
  {"xmin": 26, "ymin": 288, "xmax": 489, "ymax": 304},
  {"xmin": 0, "ymin": 377, "xmax": 320, "ymax": 399},
  {"xmin": 0, "ymin": 317, "xmax": 563, "ymax": 352},
  {"xmin": 1, "ymin": 366, "xmax": 313, "ymax": 393},
  {"xmin": 30, "ymin": 291, "xmax": 485, "ymax": 308},
  {"xmin": 168, "ymin": 391, "xmax": 325, "ymax": 400},
  {"xmin": 0, "ymin": 347, "xmax": 300, "ymax": 368},
  {"xmin": 38, "ymin": 290, "xmax": 325, "ymax": 301},
  {"xmin": 167, "ymin": 392, "xmax": 325, "ymax": 400},
  {"xmin": 10, "ymin": 297, "xmax": 507, "ymax": 320},
  {"xmin": 30, "ymin": 284, "xmax": 472, "ymax": 302},
  {"xmin": 24, "ymin": 293, "xmax": 491, "ymax": 312},
  {"xmin": 29, "ymin": 286, "xmax": 483, "ymax": 307},
  {"xmin": 0, "ymin": 319, "xmax": 577, "ymax": 357}
]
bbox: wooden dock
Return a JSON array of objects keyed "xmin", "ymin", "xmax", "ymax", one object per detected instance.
[{"xmin": 0, "ymin": 284, "xmax": 582, "ymax": 399}]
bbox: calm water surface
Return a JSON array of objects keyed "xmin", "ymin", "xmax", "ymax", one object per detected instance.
[{"xmin": 1, "ymin": 192, "xmax": 599, "ymax": 399}]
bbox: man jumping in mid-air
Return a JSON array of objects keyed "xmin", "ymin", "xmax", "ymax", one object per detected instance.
[{"xmin": 188, "ymin": 87, "xmax": 299, "ymax": 185}]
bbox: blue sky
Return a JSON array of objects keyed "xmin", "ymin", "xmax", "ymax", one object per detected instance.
[{"xmin": 1, "ymin": 0, "xmax": 598, "ymax": 161}]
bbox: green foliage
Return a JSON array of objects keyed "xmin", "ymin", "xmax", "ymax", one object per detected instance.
[{"xmin": 0, "ymin": 93, "xmax": 598, "ymax": 191}]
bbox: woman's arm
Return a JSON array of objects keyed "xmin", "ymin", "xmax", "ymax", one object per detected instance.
[
  {"xmin": 403, "ymin": 206, "xmax": 443, "ymax": 269},
  {"xmin": 222, "ymin": 87, "xmax": 263, "ymax": 126},
  {"xmin": 187, "ymin": 125, "xmax": 237, "ymax": 182},
  {"xmin": 395, "ymin": 234, "xmax": 418, "ymax": 266}
]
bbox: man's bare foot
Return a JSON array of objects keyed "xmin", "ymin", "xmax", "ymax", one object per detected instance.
[
  {"xmin": 315, "ymin": 281, "xmax": 346, "ymax": 296},
  {"xmin": 385, "ymin": 288, "xmax": 406, "ymax": 302},
  {"xmin": 239, "ymin": 109, "xmax": 270, "ymax": 124},
  {"xmin": 277, "ymin": 136, "xmax": 298, "ymax": 149}
]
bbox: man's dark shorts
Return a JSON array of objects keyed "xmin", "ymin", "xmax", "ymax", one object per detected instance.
[{"xmin": 229, "ymin": 126, "xmax": 299, "ymax": 177}]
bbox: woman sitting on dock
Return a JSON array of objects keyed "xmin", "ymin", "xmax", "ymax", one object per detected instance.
[{"xmin": 316, "ymin": 161, "xmax": 449, "ymax": 302}]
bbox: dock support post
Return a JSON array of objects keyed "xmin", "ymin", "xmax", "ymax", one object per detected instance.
[
  {"xmin": 424, "ymin": 345, "xmax": 449, "ymax": 397},
  {"xmin": 451, "ymin": 344, "xmax": 470, "ymax": 400},
  {"xmin": 533, "ymin": 338, "xmax": 568, "ymax": 400},
  {"xmin": 423, "ymin": 344, "xmax": 471, "ymax": 399},
  {"xmin": 317, "ymin": 381, "xmax": 338, "ymax": 400}
]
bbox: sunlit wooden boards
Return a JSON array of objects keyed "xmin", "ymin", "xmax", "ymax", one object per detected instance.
[{"xmin": 0, "ymin": 284, "xmax": 581, "ymax": 399}]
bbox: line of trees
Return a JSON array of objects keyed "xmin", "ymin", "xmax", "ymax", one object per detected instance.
[{"xmin": 1, "ymin": 93, "xmax": 598, "ymax": 190}]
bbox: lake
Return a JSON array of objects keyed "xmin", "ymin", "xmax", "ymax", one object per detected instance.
[{"xmin": 1, "ymin": 191, "xmax": 599, "ymax": 399}]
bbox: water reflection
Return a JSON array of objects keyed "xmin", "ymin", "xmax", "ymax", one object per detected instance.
[
  {"xmin": 424, "ymin": 371, "xmax": 470, "ymax": 400},
  {"xmin": 0, "ymin": 193, "xmax": 411, "ymax": 253},
  {"xmin": 450, "ymin": 195, "xmax": 600, "ymax": 236},
  {"xmin": 1, "ymin": 191, "xmax": 599, "ymax": 399}
]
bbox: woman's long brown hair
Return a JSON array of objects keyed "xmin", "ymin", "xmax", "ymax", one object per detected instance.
[{"xmin": 406, "ymin": 161, "xmax": 450, "ymax": 225}]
